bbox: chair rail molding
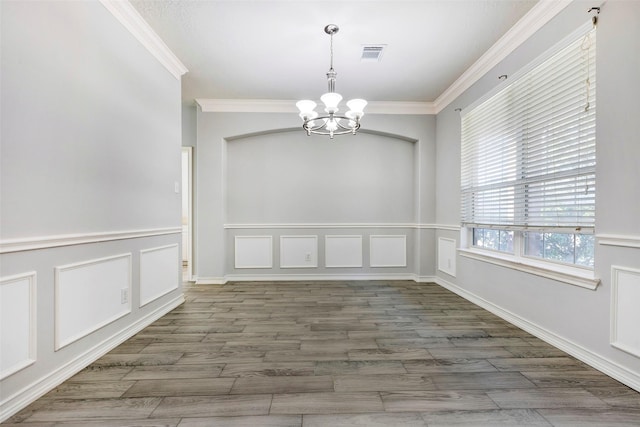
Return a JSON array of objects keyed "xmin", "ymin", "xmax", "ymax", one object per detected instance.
[
  {"xmin": 0, "ymin": 227, "xmax": 182, "ymax": 254},
  {"xmin": 224, "ymin": 223, "xmax": 456, "ymax": 230},
  {"xmin": 597, "ymin": 234, "xmax": 640, "ymax": 249}
]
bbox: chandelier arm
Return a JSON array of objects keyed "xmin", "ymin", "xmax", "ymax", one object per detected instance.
[
  {"xmin": 302, "ymin": 115, "xmax": 360, "ymax": 136},
  {"xmin": 306, "ymin": 128, "xmax": 358, "ymax": 137},
  {"xmin": 333, "ymin": 118, "xmax": 359, "ymax": 132}
]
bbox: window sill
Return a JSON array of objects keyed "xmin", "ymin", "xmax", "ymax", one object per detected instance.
[{"xmin": 458, "ymin": 248, "xmax": 600, "ymax": 290}]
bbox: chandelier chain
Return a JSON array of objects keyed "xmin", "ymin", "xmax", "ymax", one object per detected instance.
[{"xmin": 329, "ymin": 31, "xmax": 334, "ymax": 71}]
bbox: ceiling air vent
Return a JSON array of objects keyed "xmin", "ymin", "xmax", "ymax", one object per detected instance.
[{"xmin": 361, "ymin": 45, "xmax": 386, "ymax": 62}]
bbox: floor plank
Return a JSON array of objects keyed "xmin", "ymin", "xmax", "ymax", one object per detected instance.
[
  {"xmin": 420, "ymin": 409, "xmax": 552, "ymax": 426},
  {"xmin": 380, "ymin": 390, "xmax": 498, "ymax": 412},
  {"xmin": 302, "ymin": 412, "xmax": 427, "ymax": 427},
  {"xmin": 150, "ymin": 395, "xmax": 272, "ymax": 418},
  {"xmin": 270, "ymin": 392, "xmax": 384, "ymax": 414},
  {"xmin": 7, "ymin": 280, "xmax": 639, "ymax": 425},
  {"xmin": 177, "ymin": 415, "xmax": 302, "ymax": 427}
]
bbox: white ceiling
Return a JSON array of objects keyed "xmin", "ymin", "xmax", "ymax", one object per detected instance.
[{"xmin": 130, "ymin": 0, "xmax": 538, "ymax": 105}]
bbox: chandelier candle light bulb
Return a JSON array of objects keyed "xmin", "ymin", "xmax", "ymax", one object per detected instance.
[{"xmin": 296, "ymin": 24, "xmax": 367, "ymax": 139}]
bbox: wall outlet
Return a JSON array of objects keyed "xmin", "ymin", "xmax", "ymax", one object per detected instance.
[
  {"xmin": 120, "ymin": 288, "xmax": 128, "ymax": 304},
  {"xmin": 305, "ymin": 253, "xmax": 312, "ymax": 262}
]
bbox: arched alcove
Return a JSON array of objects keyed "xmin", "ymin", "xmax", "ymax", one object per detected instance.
[{"xmin": 224, "ymin": 128, "xmax": 417, "ymax": 225}]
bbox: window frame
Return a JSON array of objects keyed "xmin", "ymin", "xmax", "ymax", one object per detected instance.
[
  {"xmin": 458, "ymin": 21, "xmax": 599, "ymax": 289},
  {"xmin": 460, "ymin": 227, "xmax": 599, "ymax": 290}
]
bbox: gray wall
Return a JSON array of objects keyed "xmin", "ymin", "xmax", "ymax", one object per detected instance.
[
  {"xmin": 182, "ymin": 104, "xmax": 197, "ymax": 148},
  {"xmin": 226, "ymin": 131, "xmax": 416, "ymax": 224},
  {"xmin": 193, "ymin": 111, "xmax": 436, "ymax": 281},
  {"xmin": 0, "ymin": 1, "xmax": 183, "ymax": 418},
  {"xmin": 435, "ymin": 0, "xmax": 640, "ymax": 388}
]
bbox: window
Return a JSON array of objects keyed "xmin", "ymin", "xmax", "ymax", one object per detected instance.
[
  {"xmin": 473, "ymin": 228, "xmax": 514, "ymax": 253},
  {"xmin": 461, "ymin": 24, "xmax": 596, "ymax": 271},
  {"xmin": 524, "ymin": 231, "xmax": 594, "ymax": 268}
]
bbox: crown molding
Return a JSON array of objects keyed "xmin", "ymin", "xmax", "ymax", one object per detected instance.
[
  {"xmin": 196, "ymin": 99, "xmax": 296, "ymax": 113},
  {"xmin": 99, "ymin": 0, "xmax": 187, "ymax": 80},
  {"xmin": 366, "ymin": 101, "xmax": 436, "ymax": 115},
  {"xmin": 196, "ymin": 99, "xmax": 435, "ymax": 115},
  {"xmin": 432, "ymin": 0, "xmax": 572, "ymax": 113}
]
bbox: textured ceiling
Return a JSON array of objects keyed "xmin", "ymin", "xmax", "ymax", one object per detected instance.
[{"xmin": 130, "ymin": 0, "xmax": 538, "ymax": 104}]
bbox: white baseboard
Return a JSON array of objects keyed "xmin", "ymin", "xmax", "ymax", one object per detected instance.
[
  {"xmin": 224, "ymin": 273, "xmax": 419, "ymax": 282},
  {"xmin": 434, "ymin": 276, "xmax": 640, "ymax": 393},
  {"xmin": 194, "ymin": 276, "xmax": 228, "ymax": 285},
  {"xmin": 195, "ymin": 274, "xmax": 429, "ymax": 284},
  {"xmin": 0, "ymin": 295, "xmax": 184, "ymax": 423}
]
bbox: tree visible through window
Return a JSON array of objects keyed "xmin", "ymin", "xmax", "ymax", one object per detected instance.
[{"xmin": 461, "ymin": 23, "xmax": 596, "ymax": 269}]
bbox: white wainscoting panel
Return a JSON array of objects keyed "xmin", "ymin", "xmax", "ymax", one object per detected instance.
[
  {"xmin": 438, "ymin": 237, "xmax": 457, "ymax": 277},
  {"xmin": 325, "ymin": 235, "xmax": 363, "ymax": 268},
  {"xmin": 54, "ymin": 254, "xmax": 132, "ymax": 350},
  {"xmin": 0, "ymin": 272, "xmax": 37, "ymax": 380},
  {"xmin": 280, "ymin": 236, "xmax": 318, "ymax": 268},
  {"xmin": 370, "ymin": 235, "xmax": 407, "ymax": 267},
  {"xmin": 234, "ymin": 236, "xmax": 273, "ymax": 269},
  {"xmin": 140, "ymin": 244, "xmax": 180, "ymax": 307},
  {"xmin": 611, "ymin": 266, "xmax": 640, "ymax": 358}
]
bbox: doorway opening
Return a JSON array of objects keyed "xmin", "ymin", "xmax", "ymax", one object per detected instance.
[{"xmin": 181, "ymin": 146, "xmax": 193, "ymax": 281}]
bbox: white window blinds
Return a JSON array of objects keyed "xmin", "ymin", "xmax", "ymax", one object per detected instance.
[{"xmin": 461, "ymin": 26, "xmax": 596, "ymax": 231}]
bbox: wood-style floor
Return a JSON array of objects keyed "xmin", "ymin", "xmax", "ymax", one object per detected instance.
[{"xmin": 6, "ymin": 280, "xmax": 640, "ymax": 426}]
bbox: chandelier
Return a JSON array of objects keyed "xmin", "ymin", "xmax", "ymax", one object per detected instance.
[{"xmin": 296, "ymin": 24, "xmax": 367, "ymax": 139}]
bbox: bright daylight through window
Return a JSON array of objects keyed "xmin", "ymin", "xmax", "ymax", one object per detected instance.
[{"xmin": 461, "ymin": 23, "xmax": 596, "ymax": 270}]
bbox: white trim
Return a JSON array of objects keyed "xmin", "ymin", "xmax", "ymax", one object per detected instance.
[
  {"xmin": 279, "ymin": 235, "xmax": 318, "ymax": 269},
  {"xmin": 233, "ymin": 236, "xmax": 273, "ymax": 269},
  {"xmin": 597, "ymin": 234, "xmax": 640, "ymax": 249},
  {"xmin": 224, "ymin": 223, "xmax": 446, "ymax": 230},
  {"xmin": 610, "ymin": 265, "xmax": 640, "ymax": 358},
  {"xmin": 0, "ymin": 294, "xmax": 184, "ymax": 423},
  {"xmin": 437, "ymin": 237, "xmax": 457, "ymax": 277},
  {"xmin": 195, "ymin": 274, "xmax": 435, "ymax": 285},
  {"xmin": 434, "ymin": 276, "xmax": 640, "ymax": 393},
  {"xmin": 431, "ymin": 224, "xmax": 461, "ymax": 232},
  {"xmin": 366, "ymin": 101, "xmax": 435, "ymax": 115},
  {"xmin": 415, "ymin": 275, "xmax": 438, "ymax": 283},
  {"xmin": 433, "ymin": 0, "xmax": 572, "ymax": 113},
  {"xmin": 325, "ymin": 235, "xmax": 363, "ymax": 268},
  {"xmin": 196, "ymin": 99, "xmax": 435, "ymax": 115},
  {"xmin": 194, "ymin": 1, "xmax": 571, "ymax": 116},
  {"xmin": 224, "ymin": 274, "xmax": 419, "ymax": 283},
  {"xmin": 139, "ymin": 244, "xmax": 180, "ymax": 307},
  {"xmin": 196, "ymin": 99, "xmax": 295, "ymax": 113},
  {"xmin": 54, "ymin": 254, "xmax": 133, "ymax": 350},
  {"xmin": 460, "ymin": 20, "xmax": 594, "ymax": 117},
  {"xmin": 458, "ymin": 248, "xmax": 600, "ymax": 290},
  {"xmin": 0, "ymin": 272, "xmax": 37, "ymax": 380},
  {"xmin": 182, "ymin": 147, "xmax": 194, "ymax": 280},
  {"xmin": 99, "ymin": 0, "xmax": 187, "ymax": 80},
  {"xmin": 194, "ymin": 277, "xmax": 228, "ymax": 285},
  {"xmin": 370, "ymin": 235, "xmax": 408, "ymax": 268},
  {"xmin": 0, "ymin": 227, "xmax": 182, "ymax": 254}
]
